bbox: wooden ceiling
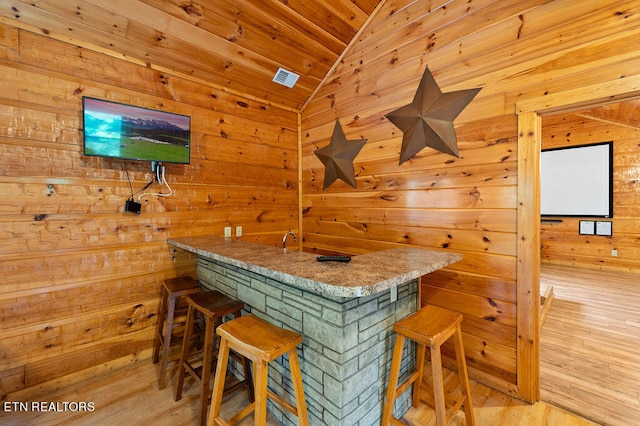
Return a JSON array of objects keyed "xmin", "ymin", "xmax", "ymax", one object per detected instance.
[
  {"xmin": 1, "ymin": 0, "xmax": 382, "ymax": 111},
  {"xmin": 574, "ymin": 98, "xmax": 640, "ymax": 130},
  {"xmin": 544, "ymin": 98, "xmax": 640, "ymax": 132}
]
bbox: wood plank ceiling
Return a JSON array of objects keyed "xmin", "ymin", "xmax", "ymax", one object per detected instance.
[
  {"xmin": 574, "ymin": 98, "xmax": 640, "ymax": 130},
  {"xmin": 1, "ymin": 0, "xmax": 382, "ymax": 111},
  {"xmin": 4, "ymin": 1, "xmax": 639, "ymax": 116},
  {"xmin": 544, "ymin": 98, "xmax": 640, "ymax": 133}
]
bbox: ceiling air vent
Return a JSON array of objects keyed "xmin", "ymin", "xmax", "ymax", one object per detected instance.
[{"xmin": 272, "ymin": 67, "xmax": 299, "ymax": 88}]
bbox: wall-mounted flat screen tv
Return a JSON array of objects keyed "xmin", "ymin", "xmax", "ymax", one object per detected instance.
[
  {"xmin": 82, "ymin": 97, "xmax": 190, "ymax": 164},
  {"xmin": 541, "ymin": 141, "xmax": 613, "ymax": 217}
]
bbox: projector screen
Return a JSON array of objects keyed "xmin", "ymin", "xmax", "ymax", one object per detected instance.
[{"xmin": 540, "ymin": 142, "xmax": 613, "ymax": 217}]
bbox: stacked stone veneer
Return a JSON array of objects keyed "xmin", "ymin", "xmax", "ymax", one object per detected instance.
[{"xmin": 197, "ymin": 258, "xmax": 418, "ymax": 426}]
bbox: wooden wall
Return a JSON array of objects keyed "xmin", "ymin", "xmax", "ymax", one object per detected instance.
[
  {"xmin": 0, "ymin": 23, "xmax": 298, "ymax": 396},
  {"xmin": 541, "ymin": 108, "xmax": 640, "ymax": 271},
  {"xmin": 2, "ymin": 0, "xmax": 640, "ymax": 406},
  {"xmin": 301, "ymin": 0, "xmax": 640, "ymax": 400}
]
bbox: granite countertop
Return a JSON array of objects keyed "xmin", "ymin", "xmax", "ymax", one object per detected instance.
[{"xmin": 167, "ymin": 235, "xmax": 462, "ymax": 298}]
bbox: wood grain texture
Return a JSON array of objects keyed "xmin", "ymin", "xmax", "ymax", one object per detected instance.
[
  {"xmin": 0, "ymin": 348, "xmax": 598, "ymax": 426},
  {"xmin": 301, "ymin": 0, "xmax": 640, "ymax": 402},
  {"xmin": 0, "ymin": 0, "xmax": 639, "ymax": 410},
  {"xmin": 0, "ymin": 0, "xmax": 379, "ymax": 110},
  {"xmin": 516, "ymin": 110, "xmax": 541, "ymax": 402},
  {"xmin": 540, "ymin": 100, "xmax": 640, "ymax": 272},
  {"xmin": 540, "ymin": 264, "xmax": 640, "ymax": 426},
  {"xmin": 0, "ymin": 22, "xmax": 298, "ymax": 395}
]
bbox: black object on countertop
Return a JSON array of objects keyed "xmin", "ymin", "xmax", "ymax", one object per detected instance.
[{"xmin": 316, "ymin": 255, "xmax": 351, "ymax": 263}]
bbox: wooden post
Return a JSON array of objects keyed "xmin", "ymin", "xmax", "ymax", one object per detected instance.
[{"xmin": 516, "ymin": 111, "xmax": 541, "ymax": 403}]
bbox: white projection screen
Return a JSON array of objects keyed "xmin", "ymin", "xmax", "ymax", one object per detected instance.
[{"xmin": 540, "ymin": 142, "xmax": 613, "ymax": 217}]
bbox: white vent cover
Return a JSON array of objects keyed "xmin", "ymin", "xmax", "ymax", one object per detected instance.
[{"xmin": 272, "ymin": 67, "xmax": 300, "ymax": 88}]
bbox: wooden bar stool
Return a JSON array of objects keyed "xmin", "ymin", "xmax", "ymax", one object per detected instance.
[
  {"xmin": 176, "ymin": 290, "xmax": 254, "ymax": 426},
  {"xmin": 208, "ymin": 314, "xmax": 309, "ymax": 426},
  {"xmin": 382, "ymin": 305, "xmax": 475, "ymax": 426},
  {"xmin": 152, "ymin": 276, "xmax": 201, "ymax": 390}
]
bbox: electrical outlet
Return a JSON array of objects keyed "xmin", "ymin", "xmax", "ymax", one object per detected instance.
[
  {"xmin": 236, "ymin": 226, "xmax": 242, "ymax": 237},
  {"xmin": 611, "ymin": 249, "xmax": 618, "ymax": 257},
  {"xmin": 224, "ymin": 226, "xmax": 232, "ymax": 238}
]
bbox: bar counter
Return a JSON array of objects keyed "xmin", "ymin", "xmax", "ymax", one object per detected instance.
[
  {"xmin": 167, "ymin": 235, "xmax": 462, "ymax": 425},
  {"xmin": 167, "ymin": 235, "xmax": 461, "ymax": 298}
]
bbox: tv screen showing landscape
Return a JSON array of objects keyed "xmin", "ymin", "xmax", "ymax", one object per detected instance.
[{"xmin": 83, "ymin": 97, "xmax": 190, "ymax": 164}]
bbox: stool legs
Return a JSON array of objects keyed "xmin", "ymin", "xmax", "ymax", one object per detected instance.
[
  {"xmin": 382, "ymin": 334, "xmax": 406, "ymax": 424},
  {"xmin": 175, "ymin": 303, "xmax": 196, "ymax": 402},
  {"xmin": 254, "ymin": 359, "xmax": 269, "ymax": 426},
  {"xmin": 209, "ymin": 314, "xmax": 308, "ymax": 426},
  {"xmin": 152, "ymin": 286, "xmax": 168, "ymax": 365},
  {"xmin": 209, "ymin": 337, "xmax": 230, "ymax": 424},
  {"xmin": 152, "ymin": 285, "xmax": 176, "ymax": 390},
  {"xmin": 178, "ymin": 303, "xmax": 251, "ymax": 426},
  {"xmin": 413, "ymin": 340, "xmax": 426, "ymax": 407},
  {"xmin": 453, "ymin": 323, "xmax": 475, "ymax": 425},
  {"xmin": 382, "ymin": 323, "xmax": 475, "ymax": 426},
  {"xmin": 198, "ymin": 313, "xmax": 217, "ymax": 426},
  {"xmin": 430, "ymin": 343, "xmax": 447, "ymax": 425},
  {"xmin": 289, "ymin": 350, "xmax": 309, "ymax": 425},
  {"xmin": 210, "ymin": 343, "xmax": 309, "ymax": 426},
  {"xmin": 152, "ymin": 278, "xmax": 200, "ymax": 390}
]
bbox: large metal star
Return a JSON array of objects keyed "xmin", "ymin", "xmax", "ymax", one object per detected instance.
[
  {"xmin": 385, "ymin": 66, "xmax": 481, "ymax": 164},
  {"xmin": 314, "ymin": 120, "xmax": 367, "ymax": 190}
]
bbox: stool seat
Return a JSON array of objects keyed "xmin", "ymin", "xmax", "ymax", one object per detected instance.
[
  {"xmin": 176, "ymin": 290, "xmax": 253, "ymax": 426},
  {"xmin": 165, "ymin": 276, "xmax": 203, "ymax": 294},
  {"xmin": 188, "ymin": 290, "xmax": 249, "ymax": 318},
  {"xmin": 208, "ymin": 315, "xmax": 309, "ymax": 426},
  {"xmin": 152, "ymin": 276, "xmax": 201, "ymax": 390},
  {"xmin": 382, "ymin": 305, "xmax": 475, "ymax": 426},
  {"xmin": 216, "ymin": 315, "xmax": 302, "ymax": 362},
  {"xmin": 394, "ymin": 304, "xmax": 463, "ymax": 347}
]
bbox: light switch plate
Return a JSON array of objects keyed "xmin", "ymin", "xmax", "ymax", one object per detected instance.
[
  {"xmin": 224, "ymin": 227, "xmax": 232, "ymax": 238},
  {"xmin": 236, "ymin": 226, "xmax": 242, "ymax": 237}
]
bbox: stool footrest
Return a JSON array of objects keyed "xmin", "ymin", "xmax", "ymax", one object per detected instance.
[
  {"xmin": 446, "ymin": 394, "xmax": 468, "ymax": 424},
  {"xmin": 267, "ymin": 390, "xmax": 298, "ymax": 416},
  {"xmin": 389, "ymin": 417, "xmax": 405, "ymax": 426},
  {"xmin": 394, "ymin": 370, "xmax": 420, "ymax": 400},
  {"xmin": 213, "ymin": 417, "xmax": 232, "ymax": 426},
  {"xmin": 214, "ymin": 401, "xmax": 255, "ymax": 426}
]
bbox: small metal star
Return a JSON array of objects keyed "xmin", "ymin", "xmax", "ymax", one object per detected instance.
[
  {"xmin": 314, "ymin": 120, "xmax": 367, "ymax": 190},
  {"xmin": 385, "ymin": 66, "xmax": 481, "ymax": 164}
]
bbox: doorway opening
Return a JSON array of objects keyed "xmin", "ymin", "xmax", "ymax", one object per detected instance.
[{"xmin": 515, "ymin": 88, "xmax": 640, "ymax": 404}]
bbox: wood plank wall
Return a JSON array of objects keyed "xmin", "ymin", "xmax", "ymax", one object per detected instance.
[
  {"xmin": 541, "ymin": 110, "xmax": 640, "ymax": 271},
  {"xmin": 301, "ymin": 0, "xmax": 640, "ymax": 399},
  {"xmin": 0, "ymin": 24, "xmax": 298, "ymax": 395}
]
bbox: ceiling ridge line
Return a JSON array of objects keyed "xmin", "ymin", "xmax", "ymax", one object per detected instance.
[
  {"xmin": 573, "ymin": 112, "xmax": 640, "ymax": 131},
  {"xmin": 300, "ymin": 0, "xmax": 389, "ymax": 114}
]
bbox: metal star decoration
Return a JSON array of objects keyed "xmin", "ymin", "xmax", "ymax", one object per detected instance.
[
  {"xmin": 385, "ymin": 66, "xmax": 481, "ymax": 164},
  {"xmin": 314, "ymin": 120, "xmax": 367, "ymax": 190}
]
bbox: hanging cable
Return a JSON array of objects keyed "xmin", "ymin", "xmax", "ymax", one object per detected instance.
[
  {"xmin": 137, "ymin": 163, "xmax": 173, "ymax": 201},
  {"xmin": 124, "ymin": 160, "xmax": 134, "ymax": 200},
  {"xmin": 124, "ymin": 159, "xmax": 154, "ymax": 199}
]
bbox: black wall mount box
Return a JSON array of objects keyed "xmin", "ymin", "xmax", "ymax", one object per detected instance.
[{"xmin": 125, "ymin": 200, "xmax": 141, "ymax": 214}]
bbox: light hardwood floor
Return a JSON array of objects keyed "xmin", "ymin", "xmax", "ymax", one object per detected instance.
[
  {"xmin": 2, "ymin": 338, "xmax": 596, "ymax": 425},
  {"xmin": 540, "ymin": 263, "xmax": 640, "ymax": 426},
  {"xmin": 0, "ymin": 359, "xmax": 596, "ymax": 426}
]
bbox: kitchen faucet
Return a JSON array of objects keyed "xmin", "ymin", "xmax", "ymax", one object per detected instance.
[{"xmin": 282, "ymin": 230, "xmax": 297, "ymax": 249}]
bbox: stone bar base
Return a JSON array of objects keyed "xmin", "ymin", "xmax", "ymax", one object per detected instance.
[{"xmin": 197, "ymin": 258, "xmax": 417, "ymax": 426}]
